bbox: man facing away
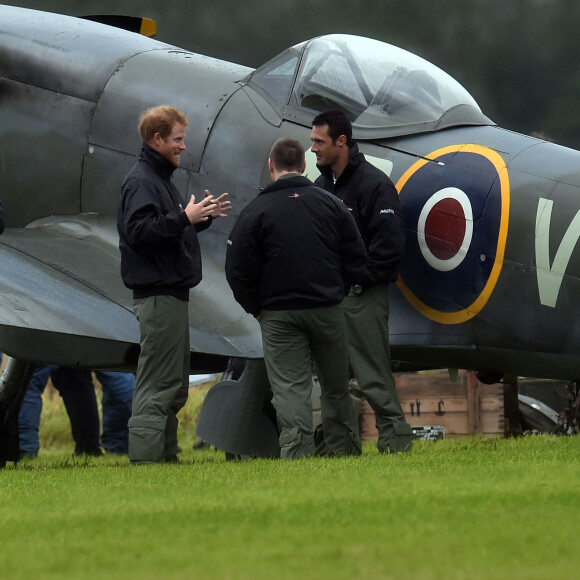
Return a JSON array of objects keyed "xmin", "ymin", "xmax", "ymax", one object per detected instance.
[
  {"xmin": 117, "ymin": 105, "xmax": 230, "ymax": 464},
  {"xmin": 311, "ymin": 110, "xmax": 413, "ymax": 453},
  {"xmin": 225, "ymin": 137, "xmax": 366, "ymax": 459}
]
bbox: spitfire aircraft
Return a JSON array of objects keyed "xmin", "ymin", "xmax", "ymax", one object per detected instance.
[{"xmin": 2, "ymin": 5, "xmax": 580, "ymax": 464}]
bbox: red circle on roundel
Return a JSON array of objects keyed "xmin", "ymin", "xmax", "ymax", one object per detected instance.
[{"xmin": 425, "ymin": 198, "xmax": 466, "ymax": 260}]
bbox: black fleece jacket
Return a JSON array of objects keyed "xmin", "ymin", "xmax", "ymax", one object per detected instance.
[
  {"xmin": 315, "ymin": 143, "xmax": 405, "ymax": 288},
  {"xmin": 225, "ymin": 174, "xmax": 366, "ymax": 316},
  {"xmin": 117, "ymin": 144, "xmax": 211, "ymax": 300}
]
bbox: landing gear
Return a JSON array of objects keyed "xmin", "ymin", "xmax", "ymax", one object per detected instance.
[{"xmin": 196, "ymin": 359, "xmax": 280, "ymax": 459}]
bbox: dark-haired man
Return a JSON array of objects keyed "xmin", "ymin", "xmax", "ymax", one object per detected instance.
[
  {"xmin": 226, "ymin": 137, "xmax": 366, "ymax": 459},
  {"xmin": 117, "ymin": 105, "xmax": 230, "ymax": 464},
  {"xmin": 311, "ymin": 110, "xmax": 412, "ymax": 454}
]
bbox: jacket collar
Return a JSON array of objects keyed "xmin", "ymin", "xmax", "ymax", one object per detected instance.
[
  {"xmin": 260, "ymin": 174, "xmax": 313, "ymax": 194},
  {"xmin": 316, "ymin": 142, "xmax": 364, "ymax": 183},
  {"xmin": 139, "ymin": 142, "xmax": 176, "ymax": 180}
]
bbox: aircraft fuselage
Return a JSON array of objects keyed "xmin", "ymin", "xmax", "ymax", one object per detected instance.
[{"xmin": 2, "ymin": 6, "xmax": 580, "ymax": 381}]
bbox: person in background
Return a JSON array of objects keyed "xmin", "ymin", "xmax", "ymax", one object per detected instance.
[
  {"xmin": 18, "ymin": 366, "xmax": 135, "ymax": 458},
  {"xmin": 99, "ymin": 371, "xmax": 135, "ymax": 454},
  {"xmin": 226, "ymin": 137, "xmax": 366, "ymax": 459},
  {"xmin": 311, "ymin": 110, "xmax": 413, "ymax": 454},
  {"xmin": 117, "ymin": 105, "xmax": 230, "ymax": 464}
]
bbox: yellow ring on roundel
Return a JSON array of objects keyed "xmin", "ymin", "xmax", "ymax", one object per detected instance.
[{"xmin": 395, "ymin": 144, "xmax": 510, "ymax": 325}]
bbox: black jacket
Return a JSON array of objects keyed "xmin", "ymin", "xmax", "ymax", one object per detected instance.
[
  {"xmin": 117, "ymin": 144, "xmax": 210, "ymax": 300},
  {"xmin": 225, "ymin": 174, "xmax": 366, "ymax": 316},
  {"xmin": 315, "ymin": 143, "xmax": 405, "ymax": 288}
]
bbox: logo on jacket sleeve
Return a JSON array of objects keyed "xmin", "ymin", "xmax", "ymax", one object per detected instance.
[{"xmin": 396, "ymin": 144, "xmax": 510, "ymax": 324}]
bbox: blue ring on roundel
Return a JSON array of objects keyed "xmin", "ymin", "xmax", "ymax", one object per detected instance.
[{"xmin": 398, "ymin": 151, "xmax": 502, "ymax": 313}]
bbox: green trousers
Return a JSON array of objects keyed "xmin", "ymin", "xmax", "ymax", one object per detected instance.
[
  {"xmin": 129, "ymin": 295, "xmax": 190, "ymax": 463},
  {"xmin": 260, "ymin": 304, "xmax": 361, "ymax": 459},
  {"xmin": 344, "ymin": 283, "xmax": 412, "ymax": 453}
]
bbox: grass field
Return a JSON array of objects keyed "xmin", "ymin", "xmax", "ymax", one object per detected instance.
[{"xmin": 1, "ymin": 383, "xmax": 579, "ymax": 579}]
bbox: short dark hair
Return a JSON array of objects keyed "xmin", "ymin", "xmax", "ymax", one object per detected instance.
[
  {"xmin": 269, "ymin": 138, "xmax": 305, "ymax": 173},
  {"xmin": 312, "ymin": 110, "xmax": 353, "ymax": 146},
  {"xmin": 138, "ymin": 105, "xmax": 188, "ymax": 143}
]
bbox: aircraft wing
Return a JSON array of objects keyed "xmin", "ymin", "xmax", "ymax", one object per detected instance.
[
  {"xmin": 0, "ymin": 216, "xmax": 137, "ymax": 368},
  {"xmin": 0, "ymin": 216, "xmax": 261, "ymax": 370}
]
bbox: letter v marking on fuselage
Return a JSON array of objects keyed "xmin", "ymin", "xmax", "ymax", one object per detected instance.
[{"xmin": 536, "ymin": 197, "xmax": 580, "ymax": 307}]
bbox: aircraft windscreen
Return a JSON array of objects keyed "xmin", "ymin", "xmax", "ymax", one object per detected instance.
[
  {"xmin": 248, "ymin": 50, "xmax": 300, "ymax": 107},
  {"xmin": 294, "ymin": 35, "xmax": 482, "ymax": 129},
  {"xmin": 248, "ymin": 34, "xmax": 488, "ymax": 134}
]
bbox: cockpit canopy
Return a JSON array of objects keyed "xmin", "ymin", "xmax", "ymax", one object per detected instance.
[{"xmin": 247, "ymin": 34, "xmax": 492, "ymax": 138}]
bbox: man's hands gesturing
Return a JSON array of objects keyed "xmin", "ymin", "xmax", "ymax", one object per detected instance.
[{"xmin": 184, "ymin": 190, "xmax": 231, "ymax": 224}]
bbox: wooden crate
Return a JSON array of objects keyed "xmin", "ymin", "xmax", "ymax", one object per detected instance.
[{"xmin": 359, "ymin": 370, "xmax": 505, "ymax": 440}]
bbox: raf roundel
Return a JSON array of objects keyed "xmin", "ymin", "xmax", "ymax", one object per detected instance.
[
  {"xmin": 418, "ymin": 187, "xmax": 473, "ymax": 271},
  {"xmin": 396, "ymin": 144, "xmax": 510, "ymax": 324}
]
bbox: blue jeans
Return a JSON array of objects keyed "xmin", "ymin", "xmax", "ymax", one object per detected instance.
[
  {"xmin": 18, "ymin": 365, "xmax": 57, "ymax": 457},
  {"xmin": 96, "ymin": 371, "xmax": 134, "ymax": 454},
  {"xmin": 18, "ymin": 367, "xmax": 134, "ymax": 456},
  {"xmin": 18, "ymin": 366, "xmax": 100, "ymax": 456}
]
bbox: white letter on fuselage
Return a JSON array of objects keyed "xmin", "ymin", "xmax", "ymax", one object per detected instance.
[{"xmin": 536, "ymin": 197, "xmax": 580, "ymax": 307}]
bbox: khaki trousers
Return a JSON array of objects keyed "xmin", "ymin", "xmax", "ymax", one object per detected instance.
[
  {"xmin": 129, "ymin": 295, "xmax": 190, "ymax": 463},
  {"xmin": 343, "ymin": 283, "xmax": 412, "ymax": 453},
  {"xmin": 260, "ymin": 304, "xmax": 361, "ymax": 459}
]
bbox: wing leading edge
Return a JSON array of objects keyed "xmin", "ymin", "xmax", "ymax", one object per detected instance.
[{"xmin": 0, "ymin": 217, "xmax": 262, "ymax": 370}]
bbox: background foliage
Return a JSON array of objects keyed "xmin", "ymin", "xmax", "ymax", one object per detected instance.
[{"xmin": 7, "ymin": 0, "xmax": 580, "ymax": 147}]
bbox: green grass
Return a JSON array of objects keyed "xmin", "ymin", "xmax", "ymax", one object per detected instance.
[{"xmin": 1, "ymin": 385, "xmax": 579, "ymax": 579}]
